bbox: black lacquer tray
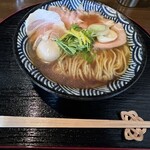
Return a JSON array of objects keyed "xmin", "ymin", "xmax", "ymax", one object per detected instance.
[{"xmin": 0, "ymin": 4, "xmax": 150, "ymax": 149}]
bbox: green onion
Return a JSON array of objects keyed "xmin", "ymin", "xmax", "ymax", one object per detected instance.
[{"xmin": 55, "ymin": 24, "xmax": 96, "ymax": 62}]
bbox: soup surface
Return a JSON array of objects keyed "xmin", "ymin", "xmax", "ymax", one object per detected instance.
[{"xmin": 26, "ymin": 6, "xmax": 130, "ymax": 88}]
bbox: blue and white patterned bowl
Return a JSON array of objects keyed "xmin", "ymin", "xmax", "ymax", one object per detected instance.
[{"xmin": 14, "ymin": 0, "xmax": 147, "ymax": 100}]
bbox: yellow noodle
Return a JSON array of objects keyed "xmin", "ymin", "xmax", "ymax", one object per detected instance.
[{"xmin": 53, "ymin": 44, "xmax": 130, "ymax": 83}]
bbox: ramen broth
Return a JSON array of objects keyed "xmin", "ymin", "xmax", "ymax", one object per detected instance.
[
  {"xmin": 27, "ymin": 43, "xmax": 107, "ymax": 88},
  {"xmin": 27, "ymin": 43, "xmax": 130, "ymax": 88},
  {"xmin": 26, "ymin": 7, "xmax": 130, "ymax": 88}
]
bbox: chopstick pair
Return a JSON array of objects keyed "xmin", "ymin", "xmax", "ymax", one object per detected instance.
[
  {"xmin": 0, "ymin": 111, "xmax": 148, "ymax": 141},
  {"xmin": 0, "ymin": 116, "xmax": 149, "ymax": 128},
  {"xmin": 0, "ymin": 110, "xmax": 148, "ymax": 128}
]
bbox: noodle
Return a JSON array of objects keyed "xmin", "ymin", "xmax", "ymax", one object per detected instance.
[{"xmin": 52, "ymin": 44, "xmax": 130, "ymax": 84}]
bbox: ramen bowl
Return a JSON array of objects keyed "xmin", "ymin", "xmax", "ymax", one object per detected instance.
[{"xmin": 14, "ymin": 0, "xmax": 147, "ymax": 100}]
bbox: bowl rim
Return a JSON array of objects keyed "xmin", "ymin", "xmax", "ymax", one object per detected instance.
[{"xmin": 13, "ymin": 0, "xmax": 147, "ymax": 101}]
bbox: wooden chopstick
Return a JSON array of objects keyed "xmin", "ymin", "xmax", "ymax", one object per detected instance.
[{"xmin": 0, "ymin": 116, "xmax": 150, "ymax": 128}]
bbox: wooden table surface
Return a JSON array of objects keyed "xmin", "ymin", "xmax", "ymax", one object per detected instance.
[{"xmin": 0, "ymin": 0, "xmax": 150, "ymax": 34}]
